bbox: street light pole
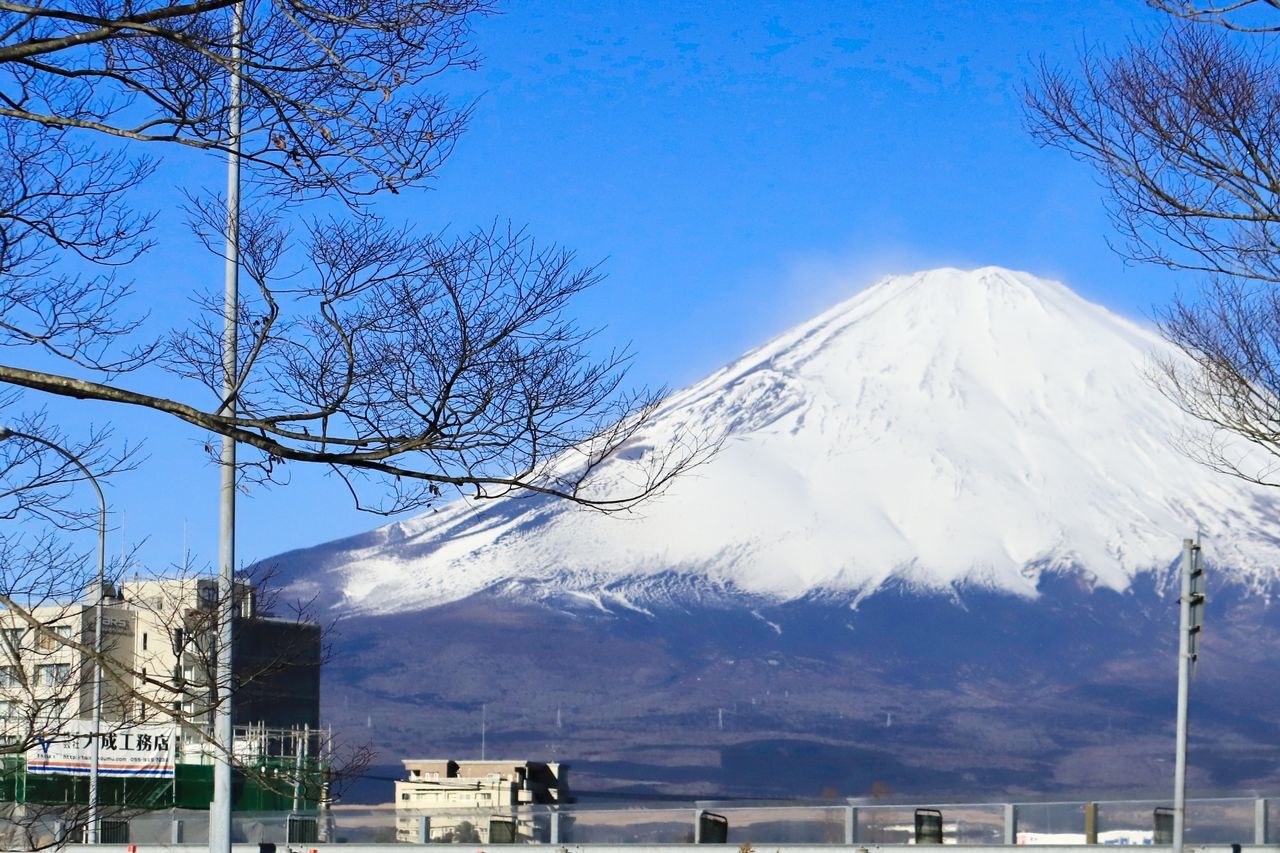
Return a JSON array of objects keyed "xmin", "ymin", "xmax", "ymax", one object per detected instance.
[
  {"xmin": 210, "ymin": 3, "xmax": 244, "ymax": 851},
  {"xmin": 0, "ymin": 427, "xmax": 107, "ymax": 844}
]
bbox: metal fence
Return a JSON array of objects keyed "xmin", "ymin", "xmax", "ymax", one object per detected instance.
[{"xmin": 3, "ymin": 797, "xmax": 1275, "ymax": 847}]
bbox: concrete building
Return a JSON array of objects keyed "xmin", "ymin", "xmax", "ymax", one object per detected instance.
[
  {"xmin": 394, "ymin": 759, "xmax": 570, "ymax": 843},
  {"xmin": 0, "ymin": 576, "xmax": 320, "ymax": 746}
]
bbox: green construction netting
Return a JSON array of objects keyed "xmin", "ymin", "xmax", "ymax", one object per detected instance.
[{"xmin": 0, "ymin": 757, "xmax": 326, "ymax": 810}]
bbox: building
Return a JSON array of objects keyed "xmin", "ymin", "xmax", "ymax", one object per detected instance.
[
  {"xmin": 394, "ymin": 759, "xmax": 570, "ymax": 843},
  {"xmin": 0, "ymin": 576, "xmax": 324, "ymax": 813},
  {"xmin": 104, "ymin": 577, "xmax": 319, "ymax": 732}
]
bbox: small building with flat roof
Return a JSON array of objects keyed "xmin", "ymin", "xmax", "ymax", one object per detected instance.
[{"xmin": 394, "ymin": 759, "xmax": 569, "ymax": 843}]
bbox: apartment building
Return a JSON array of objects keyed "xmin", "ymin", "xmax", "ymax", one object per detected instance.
[
  {"xmin": 0, "ymin": 576, "xmax": 320, "ymax": 743},
  {"xmin": 394, "ymin": 759, "xmax": 570, "ymax": 843}
]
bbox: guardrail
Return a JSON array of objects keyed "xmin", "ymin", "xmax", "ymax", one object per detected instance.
[{"xmin": 6, "ymin": 797, "xmax": 1278, "ymax": 848}]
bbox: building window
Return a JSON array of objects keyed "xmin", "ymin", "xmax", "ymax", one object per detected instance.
[
  {"xmin": 35, "ymin": 626, "xmax": 70, "ymax": 651},
  {"xmin": 0, "ymin": 666, "xmax": 19, "ymax": 688},
  {"xmin": 36, "ymin": 699, "xmax": 67, "ymax": 721},
  {"xmin": 34, "ymin": 663, "xmax": 70, "ymax": 688},
  {"xmin": 0, "ymin": 700, "xmax": 14, "ymax": 718},
  {"xmin": 2, "ymin": 629, "xmax": 22, "ymax": 648},
  {"xmin": 142, "ymin": 632, "xmax": 148, "ymax": 651},
  {"xmin": 401, "ymin": 793, "xmax": 410, "ymax": 801}
]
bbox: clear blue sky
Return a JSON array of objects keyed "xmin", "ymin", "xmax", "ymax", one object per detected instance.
[{"xmin": 35, "ymin": 0, "xmax": 1189, "ymax": 576}]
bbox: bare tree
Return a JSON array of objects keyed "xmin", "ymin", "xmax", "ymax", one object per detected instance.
[
  {"xmin": 1, "ymin": 205, "xmax": 709, "ymax": 514},
  {"xmin": 0, "ymin": 405, "xmax": 368, "ymax": 846},
  {"xmin": 1026, "ymin": 8, "xmax": 1280, "ymax": 486},
  {"xmin": 0, "ymin": 1, "xmax": 709, "ymax": 842},
  {"xmin": 0, "ymin": 411, "xmax": 144, "ymax": 846},
  {"xmin": 0, "ymin": 0, "xmax": 486, "ymax": 198},
  {"xmin": 0, "ymin": 0, "xmax": 711, "ymax": 514}
]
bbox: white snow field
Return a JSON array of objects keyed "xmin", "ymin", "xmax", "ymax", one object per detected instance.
[{"xmin": 288, "ymin": 266, "xmax": 1280, "ymax": 614}]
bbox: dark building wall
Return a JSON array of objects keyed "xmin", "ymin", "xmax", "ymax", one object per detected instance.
[{"xmin": 232, "ymin": 617, "xmax": 321, "ymax": 730}]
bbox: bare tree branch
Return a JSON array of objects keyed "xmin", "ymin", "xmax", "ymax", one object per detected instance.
[
  {"xmin": 0, "ymin": 0, "xmax": 490, "ymax": 198},
  {"xmin": 0, "ymin": 209, "xmax": 715, "ymax": 515},
  {"xmin": 1148, "ymin": 0, "xmax": 1280, "ymax": 33},
  {"xmin": 1028, "ymin": 9, "xmax": 1280, "ymax": 487}
]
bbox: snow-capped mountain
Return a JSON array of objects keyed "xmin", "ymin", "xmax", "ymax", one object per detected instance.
[{"xmin": 278, "ymin": 266, "xmax": 1280, "ymax": 615}]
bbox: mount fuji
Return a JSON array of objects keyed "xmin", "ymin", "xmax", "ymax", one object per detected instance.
[
  {"xmin": 279, "ymin": 266, "xmax": 1280, "ymax": 614},
  {"xmin": 267, "ymin": 268, "xmax": 1280, "ymax": 803}
]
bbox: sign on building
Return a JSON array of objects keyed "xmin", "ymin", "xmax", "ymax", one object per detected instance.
[{"xmin": 26, "ymin": 720, "xmax": 176, "ymax": 778}]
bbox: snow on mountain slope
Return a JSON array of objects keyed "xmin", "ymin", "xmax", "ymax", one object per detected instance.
[{"xmin": 281, "ymin": 267, "xmax": 1280, "ymax": 614}]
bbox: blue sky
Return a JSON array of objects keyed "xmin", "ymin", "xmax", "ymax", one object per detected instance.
[{"xmin": 28, "ymin": 1, "xmax": 1192, "ymax": 576}]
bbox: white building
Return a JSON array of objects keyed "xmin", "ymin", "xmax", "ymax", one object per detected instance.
[
  {"xmin": 0, "ymin": 576, "xmax": 320, "ymax": 745},
  {"xmin": 394, "ymin": 759, "xmax": 570, "ymax": 843}
]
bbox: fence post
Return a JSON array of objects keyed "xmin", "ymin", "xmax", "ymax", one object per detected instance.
[
  {"xmin": 694, "ymin": 809, "xmax": 704, "ymax": 843},
  {"xmin": 1084, "ymin": 802, "xmax": 1098, "ymax": 845},
  {"xmin": 417, "ymin": 815, "xmax": 430, "ymax": 844},
  {"xmin": 171, "ymin": 818, "xmax": 183, "ymax": 844},
  {"xmin": 845, "ymin": 806, "xmax": 857, "ymax": 844},
  {"xmin": 1256, "ymin": 799, "xmax": 1268, "ymax": 845},
  {"xmin": 550, "ymin": 810, "xmax": 560, "ymax": 844},
  {"xmin": 1004, "ymin": 804, "xmax": 1016, "ymax": 845}
]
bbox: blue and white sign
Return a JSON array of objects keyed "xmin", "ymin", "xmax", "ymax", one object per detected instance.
[{"xmin": 27, "ymin": 720, "xmax": 176, "ymax": 778}]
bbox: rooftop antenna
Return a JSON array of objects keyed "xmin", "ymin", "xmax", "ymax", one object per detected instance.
[
  {"xmin": 556, "ymin": 706, "xmax": 561, "ymax": 730},
  {"xmin": 481, "ymin": 703, "xmax": 486, "ymax": 760}
]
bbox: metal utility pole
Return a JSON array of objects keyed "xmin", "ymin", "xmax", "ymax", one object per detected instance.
[
  {"xmin": 209, "ymin": 3, "xmax": 244, "ymax": 851},
  {"xmin": 0, "ymin": 427, "xmax": 107, "ymax": 843},
  {"xmin": 1173, "ymin": 537, "xmax": 1205, "ymax": 853}
]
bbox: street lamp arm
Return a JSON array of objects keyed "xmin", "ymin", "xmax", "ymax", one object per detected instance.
[{"xmin": 0, "ymin": 427, "xmax": 107, "ymax": 516}]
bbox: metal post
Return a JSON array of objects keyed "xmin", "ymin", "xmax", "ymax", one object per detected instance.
[
  {"xmin": 290, "ymin": 727, "xmax": 303, "ymax": 813},
  {"xmin": 1255, "ymin": 798, "xmax": 1268, "ymax": 845},
  {"xmin": 1003, "ymin": 804, "xmax": 1016, "ymax": 845},
  {"xmin": 209, "ymin": 3, "xmax": 244, "ymax": 851},
  {"xmin": 549, "ymin": 811, "xmax": 559, "ymax": 845},
  {"xmin": 1084, "ymin": 802, "xmax": 1098, "ymax": 845},
  {"xmin": 89, "ymin": 478, "xmax": 104, "ymax": 845},
  {"xmin": 1173, "ymin": 537, "xmax": 1199, "ymax": 853},
  {"xmin": 845, "ymin": 806, "xmax": 857, "ymax": 845},
  {"xmin": 418, "ymin": 815, "xmax": 431, "ymax": 843},
  {"xmin": 0, "ymin": 428, "xmax": 107, "ymax": 843},
  {"xmin": 693, "ymin": 809, "xmax": 703, "ymax": 844}
]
